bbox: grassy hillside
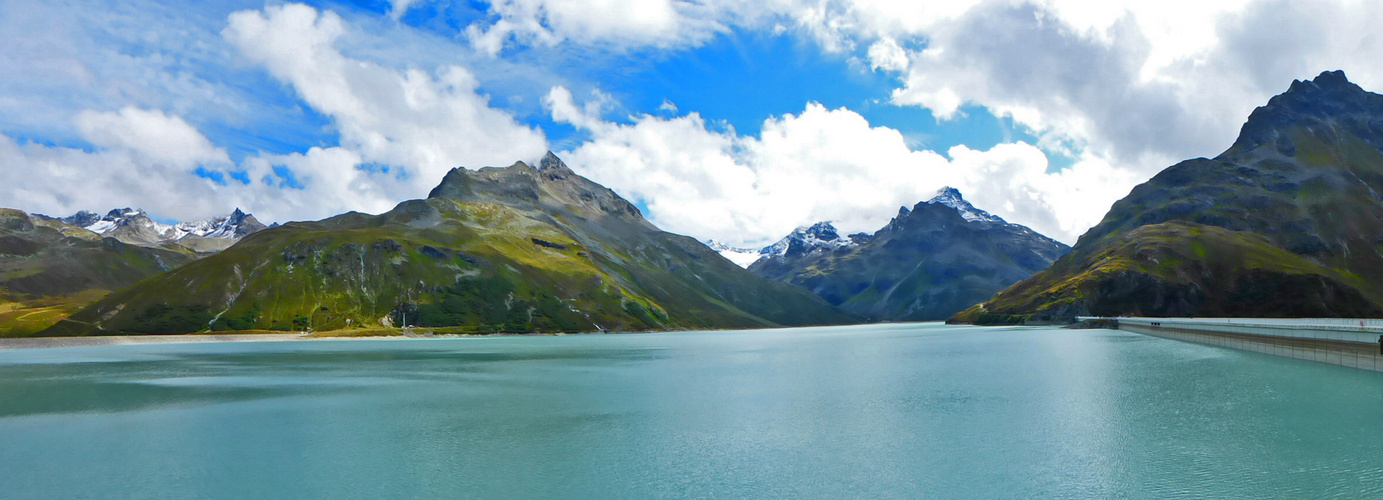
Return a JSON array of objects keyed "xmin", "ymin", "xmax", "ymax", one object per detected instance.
[
  {"xmin": 951, "ymin": 71, "xmax": 1383, "ymax": 324},
  {"xmin": 44, "ymin": 154, "xmax": 855, "ymax": 336}
]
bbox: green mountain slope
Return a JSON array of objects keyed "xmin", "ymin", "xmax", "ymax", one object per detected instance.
[
  {"xmin": 750, "ymin": 189, "xmax": 1069, "ymax": 321},
  {"xmin": 0, "ymin": 209, "xmax": 195, "ymax": 336},
  {"xmin": 951, "ymin": 70, "xmax": 1383, "ymax": 324},
  {"xmin": 43, "ymin": 153, "xmax": 855, "ymax": 336}
]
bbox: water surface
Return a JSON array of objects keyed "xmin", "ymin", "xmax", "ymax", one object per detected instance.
[{"xmin": 3, "ymin": 323, "xmax": 1383, "ymax": 498}]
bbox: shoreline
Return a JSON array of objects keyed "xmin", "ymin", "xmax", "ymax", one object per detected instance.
[
  {"xmin": 0, "ymin": 333, "xmax": 315, "ymax": 350},
  {"xmin": 0, "ymin": 322, "xmax": 929, "ymax": 351},
  {"xmin": 0, "ymin": 329, "xmax": 630, "ymax": 351}
]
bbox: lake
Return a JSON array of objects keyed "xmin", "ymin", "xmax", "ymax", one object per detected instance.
[{"xmin": 3, "ymin": 323, "xmax": 1383, "ymax": 498}]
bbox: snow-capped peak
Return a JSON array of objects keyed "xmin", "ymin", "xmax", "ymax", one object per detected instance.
[
  {"xmin": 63, "ymin": 207, "xmax": 267, "ymax": 247},
  {"xmin": 169, "ymin": 208, "xmax": 262, "ymax": 239},
  {"xmin": 759, "ymin": 221, "xmax": 857, "ymax": 260},
  {"xmin": 926, "ymin": 187, "xmax": 1003, "ymax": 223}
]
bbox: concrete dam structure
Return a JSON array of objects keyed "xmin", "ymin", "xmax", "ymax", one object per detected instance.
[{"xmin": 1093, "ymin": 317, "xmax": 1383, "ymax": 373}]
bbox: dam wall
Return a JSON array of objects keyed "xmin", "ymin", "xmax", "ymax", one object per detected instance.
[{"xmin": 1093, "ymin": 317, "xmax": 1383, "ymax": 372}]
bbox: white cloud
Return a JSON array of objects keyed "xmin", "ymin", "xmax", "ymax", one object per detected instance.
[
  {"xmin": 463, "ymin": 0, "xmax": 1383, "ymax": 244},
  {"xmin": 9, "ymin": 0, "xmax": 1383, "ymax": 250},
  {"xmin": 222, "ymin": 3, "xmax": 548, "ymax": 203},
  {"xmin": 543, "ymin": 86, "xmax": 612, "ymax": 131},
  {"xmin": 464, "ymin": 0, "xmax": 736, "ymax": 55},
  {"xmin": 74, "ymin": 107, "xmax": 230, "ymax": 168},
  {"xmin": 548, "ymin": 88, "xmax": 1132, "ymax": 245},
  {"xmin": 883, "ymin": 0, "xmax": 1383, "ymax": 180},
  {"xmin": 866, "ymin": 38, "xmax": 907, "ymax": 72},
  {"xmin": 388, "ymin": 0, "xmax": 418, "ymax": 20},
  {"xmin": 2, "ymin": 110, "xmax": 234, "ymax": 220},
  {"xmin": 4, "ymin": 3, "xmax": 552, "ymax": 226},
  {"xmin": 1, "ymin": 111, "xmax": 400, "ymax": 224}
]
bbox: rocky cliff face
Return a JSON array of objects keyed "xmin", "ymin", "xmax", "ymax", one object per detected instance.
[
  {"xmin": 952, "ymin": 70, "xmax": 1383, "ymax": 324},
  {"xmin": 750, "ymin": 188, "xmax": 1070, "ymax": 321},
  {"xmin": 45, "ymin": 153, "xmax": 855, "ymax": 336}
]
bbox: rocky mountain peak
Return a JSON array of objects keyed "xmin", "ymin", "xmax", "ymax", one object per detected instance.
[
  {"xmin": 427, "ymin": 153, "xmax": 650, "ymax": 226},
  {"xmin": 803, "ymin": 221, "xmax": 841, "ymax": 241},
  {"xmin": 537, "ymin": 151, "xmax": 576, "ymax": 181},
  {"xmin": 923, "ymin": 187, "xmax": 1002, "ymax": 223},
  {"xmin": 60, "ymin": 210, "xmax": 100, "ymax": 228},
  {"xmin": 1230, "ymin": 70, "xmax": 1383, "ymax": 155},
  {"xmin": 759, "ymin": 221, "xmax": 856, "ymax": 260}
]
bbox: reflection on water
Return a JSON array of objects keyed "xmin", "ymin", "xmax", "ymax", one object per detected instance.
[{"xmin": 2, "ymin": 324, "xmax": 1383, "ymax": 498}]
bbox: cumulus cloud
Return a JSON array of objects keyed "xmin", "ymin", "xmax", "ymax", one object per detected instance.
[
  {"xmin": 466, "ymin": 0, "xmax": 1383, "ymax": 242},
  {"xmin": 459, "ymin": 0, "xmax": 982, "ymax": 55},
  {"xmin": 224, "ymin": 3, "xmax": 548, "ymax": 196},
  {"xmin": 10, "ymin": 0, "xmax": 1383, "ymax": 248},
  {"xmin": 887, "ymin": 2, "xmax": 1254, "ymax": 175},
  {"xmin": 1, "ymin": 114, "xmax": 400, "ymax": 224},
  {"xmin": 547, "ymin": 88, "xmax": 1132, "ymax": 245},
  {"xmin": 74, "ymin": 107, "xmax": 231, "ymax": 168},
  {"xmin": 3, "ymin": 109, "xmax": 235, "ymax": 220},
  {"xmin": 464, "ymin": 0, "xmax": 736, "ymax": 55},
  {"xmin": 6, "ymin": 3, "xmax": 551, "ymax": 225},
  {"xmin": 866, "ymin": 38, "xmax": 907, "ymax": 72},
  {"xmin": 884, "ymin": 0, "xmax": 1383, "ymax": 178}
]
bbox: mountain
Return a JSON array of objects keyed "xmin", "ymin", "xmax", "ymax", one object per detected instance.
[
  {"xmin": 750, "ymin": 188, "xmax": 1070, "ymax": 321},
  {"xmin": 57, "ymin": 207, "xmax": 267, "ymax": 252},
  {"xmin": 703, "ymin": 222, "xmax": 871, "ymax": 269},
  {"xmin": 42, "ymin": 153, "xmax": 855, "ymax": 336},
  {"xmin": 758, "ymin": 222, "xmax": 869, "ymax": 260},
  {"xmin": 703, "ymin": 239, "xmax": 762, "ymax": 268},
  {"xmin": 0, "ymin": 209, "xmax": 195, "ymax": 336},
  {"xmin": 951, "ymin": 70, "xmax": 1383, "ymax": 324}
]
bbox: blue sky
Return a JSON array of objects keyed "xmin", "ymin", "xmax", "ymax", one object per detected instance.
[{"xmin": 3, "ymin": 0, "xmax": 1382, "ymax": 245}]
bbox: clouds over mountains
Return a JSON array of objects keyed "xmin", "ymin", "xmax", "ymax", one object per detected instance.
[{"xmin": 4, "ymin": 0, "xmax": 1383, "ymax": 244}]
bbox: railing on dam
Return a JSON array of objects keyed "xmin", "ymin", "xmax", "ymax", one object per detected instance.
[{"xmin": 1078, "ymin": 316, "xmax": 1383, "ymax": 344}]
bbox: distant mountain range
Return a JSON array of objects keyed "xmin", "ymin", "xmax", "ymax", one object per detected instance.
[
  {"xmin": 47, "ymin": 207, "xmax": 267, "ymax": 252},
  {"xmin": 952, "ymin": 70, "xmax": 1383, "ymax": 324},
  {"xmin": 42, "ymin": 153, "xmax": 853, "ymax": 336},
  {"xmin": 747, "ymin": 188, "xmax": 1070, "ymax": 321}
]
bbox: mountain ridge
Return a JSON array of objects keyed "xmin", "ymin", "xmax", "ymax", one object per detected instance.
[
  {"xmin": 952, "ymin": 70, "xmax": 1383, "ymax": 324},
  {"xmin": 44, "ymin": 207, "xmax": 268, "ymax": 253},
  {"xmin": 42, "ymin": 152, "xmax": 855, "ymax": 336},
  {"xmin": 750, "ymin": 187, "xmax": 1070, "ymax": 321}
]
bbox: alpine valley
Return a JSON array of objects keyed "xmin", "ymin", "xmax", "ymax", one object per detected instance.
[
  {"xmin": 13, "ymin": 71, "xmax": 1383, "ymax": 337},
  {"xmin": 952, "ymin": 71, "xmax": 1383, "ymax": 324},
  {"xmin": 40, "ymin": 153, "xmax": 853, "ymax": 336}
]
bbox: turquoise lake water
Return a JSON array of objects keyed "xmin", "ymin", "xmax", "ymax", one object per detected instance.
[{"xmin": 3, "ymin": 323, "xmax": 1383, "ymax": 498}]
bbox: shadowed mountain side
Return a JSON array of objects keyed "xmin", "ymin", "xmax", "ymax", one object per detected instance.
[
  {"xmin": 43, "ymin": 153, "xmax": 856, "ymax": 336},
  {"xmin": 952, "ymin": 70, "xmax": 1383, "ymax": 324}
]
